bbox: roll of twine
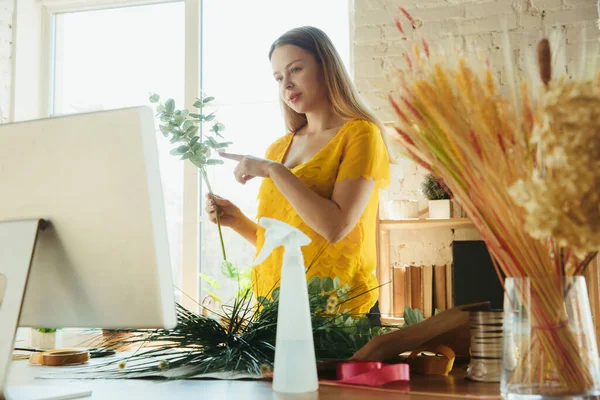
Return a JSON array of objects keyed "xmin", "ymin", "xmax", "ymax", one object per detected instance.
[
  {"xmin": 29, "ymin": 349, "xmax": 90, "ymax": 366},
  {"xmin": 468, "ymin": 310, "xmax": 504, "ymax": 382}
]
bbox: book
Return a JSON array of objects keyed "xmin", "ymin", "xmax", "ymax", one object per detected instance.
[
  {"xmin": 421, "ymin": 265, "xmax": 433, "ymax": 318},
  {"xmin": 409, "ymin": 265, "xmax": 422, "ymax": 312},
  {"xmin": 446, "ymin": 264, "xmax": 454, "ymax": 309},
  {"xmin": 392, "ymin": 266, "xmax": 406, "ymax": 318},
  {"xmin": 434, "ymin": 264, "xmax": 447, "ymax": 312},
  {"xmin": 404, "ymin": 264, "xmax": 412, "ymax": 309}
]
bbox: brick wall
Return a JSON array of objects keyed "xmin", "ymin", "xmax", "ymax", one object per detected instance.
[
  {"xmin": 0, "ymin": 0, "xmax": 14, "ymax": 123},
  {"xmin": 354, "ymin": 0, "xmax": 599, "ymax": 122},
  {"xmin": 353, "ymin": 0, "xmax": 599, "ymax": 267}
]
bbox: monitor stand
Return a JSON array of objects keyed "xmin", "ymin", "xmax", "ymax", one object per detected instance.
[{"xmin": 0, "ymin": 220, "xmax": 43, "ymax": 400}]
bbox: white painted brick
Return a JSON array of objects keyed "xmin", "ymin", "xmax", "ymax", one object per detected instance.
[
  {"xmin": 563, "ymin": 0, "xmax": 598, "ymax": 7},
  {"xmin": 462, "ymin": 33, "xmax": 496, "ymax": 51},
  {"xmin": 354, "ymin": 25, "xmax": 385, "ymax": 42},
  {"xmin": 415, "ymin": 0, "xmax": 456, "ymax": 6},
  {"xmin": 374, "ymin": 0, "xmax": 419, "ymax": 11},
  {"xmin": 356, "ymin": 9, "xmax": 396, "ymax": 26},
  {"xmin": 354, "ymin": 41, "xmax": 389, "ymax": 59},
  {"xmin": 382, "ymin": 23, "xmax": 421, "ymax": 40},
  {"xmin": 458, "ymin": 14, "xmax": 519, "ymax": 35},
  {"xmin": 354, "ymin": 57, "xmax": 385, "ymax": 77},
  {"xmin": 356, "ymin": 77, "xmax": 391, "ymax": 92},
  {"xmin": 533, "ymin": 0, "xmax": 563, "ymax": 10},
  {"xmin": 465, "ymin": 0, "xmax": 515, "ymax": 18},
  {"xmin": 519, "ymin": 12, "xmax": 544, "ymax": 29},
  {"xmin": 565, "ymin": 21, "xmax": 600, "ymax": 43},
  {"xmin": 542, "ymin": 6, "xmax": 599, "ymax": 25},
  {"xmin": 410, "ymin": 5, "xmax": 466, "ymax": 21},
  {"xmin": 419, "ymin": 19, "xmax": 463, "ymax": 38}
]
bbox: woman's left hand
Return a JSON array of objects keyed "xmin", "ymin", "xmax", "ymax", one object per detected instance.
[{"xmin": 219, "ymin": 152, "xmax": 279, "ymax": 184}]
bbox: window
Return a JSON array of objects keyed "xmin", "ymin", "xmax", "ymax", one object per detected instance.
[
  {"xmin": 50, "ymin": 2, "xmax": 185, "ymax": 302},
  {"xmin": 38, "ymin": 0, "xmax": 350, "ymax": 308}
]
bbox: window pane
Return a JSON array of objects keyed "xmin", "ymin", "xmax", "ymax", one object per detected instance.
[
  {"xmin": 52, "ymin": 2, "xmax": 185, "ymax": 301},
  {"xmin": 201, "ymin": 1, "xmax": 350, "ymax": 303}
]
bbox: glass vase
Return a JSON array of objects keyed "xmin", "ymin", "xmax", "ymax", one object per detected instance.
[{"xmin": 501, "ymin": 276, "xmax": 600, "ymax": 399}]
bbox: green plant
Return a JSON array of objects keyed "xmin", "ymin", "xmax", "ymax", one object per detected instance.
[
  {"xmin": 149, "ymin": 93, "xmax": 231, "ymax": 266},
  {"xmin": 85, "ymin": 273, "xmax": 399, "ymax": 379},
  {"xmin": 34, "ymin": 328, "xmax": 58, "ymax": 333},
  {"xmin": 420, "ymin": 173, "xmax": 451, "ymax": 200}
]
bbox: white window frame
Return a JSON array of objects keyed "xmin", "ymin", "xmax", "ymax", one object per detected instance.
[{"xmin": 34, "ymin": 0, "xmax": 203, "ymax": 312}]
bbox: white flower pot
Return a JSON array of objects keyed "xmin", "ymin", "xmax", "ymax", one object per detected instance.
[
  {"xmin": 428, "ymin": 199, "xmax": 452, "ymax": 219},
  {"xmin": 31, "ymin": 330, "xmax": 62, "ymax": 350}
]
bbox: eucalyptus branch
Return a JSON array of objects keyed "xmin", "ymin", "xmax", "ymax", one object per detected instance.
[{"xmin": 149, "ymin": 93, "xmax": 231, "ymax": 261}]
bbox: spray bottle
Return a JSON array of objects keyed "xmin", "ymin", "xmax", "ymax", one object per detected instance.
[{"xmin": 253, "ymin": 217, "xmax": 319, "ymax": 393}]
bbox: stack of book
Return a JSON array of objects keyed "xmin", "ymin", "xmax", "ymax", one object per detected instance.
[{"xmin": 392, "ymin": 264, "xmax": 453, "ymax": 318}]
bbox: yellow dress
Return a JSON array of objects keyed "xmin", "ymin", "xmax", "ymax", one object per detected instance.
[{"xmin": 253, "ymin": 119, "xmax": 390, "ymax": 315}]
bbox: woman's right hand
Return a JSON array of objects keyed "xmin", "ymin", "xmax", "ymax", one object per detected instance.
[{"xmin": 204, "ymin": 194, "xmax": 244, "ymax": 229}]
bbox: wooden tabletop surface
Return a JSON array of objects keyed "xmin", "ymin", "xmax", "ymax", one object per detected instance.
[{"xmin": 7, "ymin": 360, "xmax": 501, "ymax": 399}]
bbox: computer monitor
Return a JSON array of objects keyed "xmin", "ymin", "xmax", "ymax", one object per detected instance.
[{"xmin": 0, "ymin": 106, "xmax": 177, "ymax": 330}]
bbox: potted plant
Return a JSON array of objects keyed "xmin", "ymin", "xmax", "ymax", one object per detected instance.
[
  {"xmin": 31, "ymin": 328, "xmax": 62, "ymax": 350},
  {"xmin": 421, "ymin": 173, "xmax": 452, "ymax": 219}
]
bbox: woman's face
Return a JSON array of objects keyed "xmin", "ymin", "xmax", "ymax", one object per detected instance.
[{"xmin": 271, "ymin": 44, "xmax": 328, "ymax": 114}]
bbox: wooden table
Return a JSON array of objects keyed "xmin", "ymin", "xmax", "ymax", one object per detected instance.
[{"xmin": 7, "ymin": 360, "xmax": 501, "ymax": 399}]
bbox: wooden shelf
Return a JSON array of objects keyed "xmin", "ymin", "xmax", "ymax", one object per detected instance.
[
  {"xmin": 379, "ymin": 218, "xmax": 474, "ymax": 231},
  {"xmin": 381, "ymin": 316, "xmax": 404, "ymax": 326}
]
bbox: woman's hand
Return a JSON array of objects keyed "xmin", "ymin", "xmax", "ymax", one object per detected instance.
[
  {"xmin": 204, "ymin": 194, "xmax": 245, "ymax": 228},
  {"xmin": 219, "ymin": 152, "xmax": 280, "ymax": 184}
]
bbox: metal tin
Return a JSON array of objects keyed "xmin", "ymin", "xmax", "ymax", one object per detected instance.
[{"xmin": 467, "ymin": 310, "xmax": 503, "ymax": 382}]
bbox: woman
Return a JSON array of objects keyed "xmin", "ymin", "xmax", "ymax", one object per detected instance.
[{"xmin": 205, "ymin": 26, "xmax": 390, "ymax": 317}]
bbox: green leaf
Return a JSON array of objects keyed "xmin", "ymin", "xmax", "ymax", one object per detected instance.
[
  {"xmin": 190, "ymin": 158, "xmax": 204, "ymax": 169},
  {"xmin": 333, "ymin": 276, "xmax": 341, "ymax": 290},
  {"xmin": 257, "ymin": 296, "xmax": 270, "ymax": 306},
  {"xmin": 193, "ymin": 100, "xmax": 203, "ymax": 108},
  {"xmin": 149, "ymin": 94, "xmax": 160, "ymax": 103},
  {"xmin": 199, "ymin": 273, "xmax": 221, "ymax": 288},
  {"xmin": 182, "ymin": 120, "xmax": 194, "ymax": 132},
  {"xmin": 170, "ymin": 145, "xmax": 189, "ymax": 156},
  {"xmin": 321, "ymin": 277, "xmax": 333, "ymax": 292},
  {"xmin": 403, "ymin": 306, "xmax": 424, "ymax": 327},
  {"xmin": 204, "ymin": 113, "xmax": 216, "ymax": 122},
  {"xmin": 308, "ymin": 276, "xmax": 321, "ymax": 295},
  {"xmin": 185, "ymin": 126, "xmax": 199, "ymax": 137},
  {"xmin": 165, "ymin": 99, "xmax": 175, "ymax": 114},
  {"xmin": 206, "ymin": 159, "xmax": 224, "ymax": 165},
  {"xmin": 221, "ymin": 260, "xmax": 238, "ymax": 279},
  {"xmin": 205, "ymin": 137, "xmax": 219, "ymax": 149},
  {"xmin": 159, "ymin": 125, "xmax": 170, "ymax": 137},
  {"xmin": 203, "ymin": 96, "xmax": 215, "ymax": 104},
  {"xmin": 271, "ymin": 287, "xmax": 280, "ymax": 301},
  {"xmin": 189, "ymin": 136, "xmax": 200, "ymax": 146},
  {"xmin": 181, "ymin": 153, "xmax": 191, "ymax": 160},
  {"xmin": 189, "ymin": 113, "xmax": 202, "ymax": 118},
  {"xmin": 206, "ymin": 289, "xmax": 222, "ymax": 303},
  {"xmin": 156, "ymin": 104, "xmax": 165, "ymax": 113},
  {"xmin": 217, "ymin": 141, "xmax": 232, "ymax": 149},
  {"xmin": 211, "ymin": 122, "xmax": 225, "ymax": 133}
]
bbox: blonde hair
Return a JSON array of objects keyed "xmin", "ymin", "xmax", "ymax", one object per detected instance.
[{"xmin": 269, "ymin": 26, "xmax": 384, "ymax": 135}]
